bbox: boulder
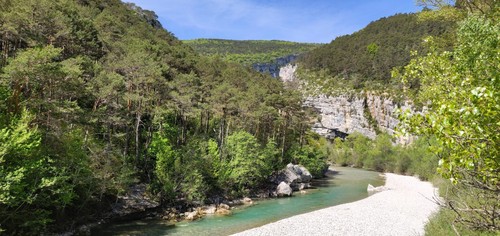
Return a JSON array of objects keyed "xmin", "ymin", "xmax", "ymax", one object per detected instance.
[
  {"xmin": 218, "ymin": 203, "xmax": 230, "ymax": 210},
  {"xmin": 184, "ymin": 211, "xmax": 199, "ymax": 221},
  {"xmin": 367, "ymin": 184, "xmax": 389, "ymax": 193},
  {"xmin": 296, "ymin": 165, "xmax": 312, "ymax": 182},
  {"xmin": 216, "ymin": 208, "xmax": 231, "ymax": 215},
  {"xmin": 276, "ymin": 182, "xmax": 293, "ymax": 197},
  {"xmin": 285, "ymin": 164, "xmax": 301, "ymax": 183},
  {"xmin": 201, "ymin": 205, "xmax": 217, "ymax": 215},
  {"xmin": 270, "ymin": 164, "xmax": 314, "ymax": 192},
  {"xmin": 298, "ymin": 183, "xmax": 311, "ymax": 190},
  {"xmin": 284, "ymin": 164, "xmax": 313, "ymax": 183},
  {"xmin": 243, "ymin": 197, "xmax": 253, "ymax": 205}
]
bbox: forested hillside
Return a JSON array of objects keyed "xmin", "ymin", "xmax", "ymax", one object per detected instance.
[
  {"xmin": 184, "ymin": 39, "xmax": 321, "ymax": 65},
  {"xmin": 0, "ymin": 0, "xmax": 325, "ymax": 234},
  {"xmin": 299, "ymin": 13, "xmax": 455, "ymax": 90},
  {"xmin": 301, "ymin": 1, "xmax": 499, "ymax": 234}
]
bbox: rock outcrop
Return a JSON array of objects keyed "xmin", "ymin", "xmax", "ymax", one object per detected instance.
[
  {"xmin": 304, "ymin": 93, "xmax": 415, "ymax": 144},
  {"xmin": 200, "ymin": 205, "xmax": 217, "ymax": 215},
  {"xmin": 279, "ymin": 64, "xmax": 298, "ymax": 82},
  {"xmin": 279, "ymin": 64, "xmax": 417, "ymax": 144}
]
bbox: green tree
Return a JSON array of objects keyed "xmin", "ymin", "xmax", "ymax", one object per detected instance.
[
  {"xmin": 0, "ymin": 110, "xmax": 81, "ymax": 233},
  {"xmin": 150, "ymin": 132, "xmax": 178, "ymax": 202},
  {"xmin": 219, "ymin": 131, "xmax": 274, "ymax": 196},
  {"xmin": 398, "ymin": 15, "xmax": 499, "ymax": 231},
  {"xmin": 1, "ymin": 45, "xmax": 85, "ymax": 133}
]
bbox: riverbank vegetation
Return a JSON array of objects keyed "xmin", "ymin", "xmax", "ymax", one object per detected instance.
[
  {"xmin": 0, "ymin": 0, "xmax": 327, "ymax": 234},
  {"xmin": 397, "ymin": 0, "xmax": 498, "ymax": 234},
  {"xmin": 328, "ymin": 133, "xmax": 438, "ymax": 181},
  {"xmin": 304, "ymin": 0, "xmax": 498, "ymax": 234},
  {"xmin": 401, "ymin": 1, "xmax": 498, "ymax": 234}
]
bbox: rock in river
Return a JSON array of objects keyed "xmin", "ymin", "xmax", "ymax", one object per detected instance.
[{"xmin": 276, "ymin": 182, "xmax": 293, "ymax": 197}]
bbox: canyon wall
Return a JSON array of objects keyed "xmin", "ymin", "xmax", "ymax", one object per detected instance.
[{"xmin": 280, "ymin": 64, "xmax": 415, "ymax": 144}]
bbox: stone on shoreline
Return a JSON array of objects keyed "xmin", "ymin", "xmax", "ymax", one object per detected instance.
[
  {"xmin": 219, "ymin": 203, "xmax": 230, "ymax": 210},
  {"xmin": 271, "ymin": 163, "xmax": 314, "ymax": 192},
  {"xmin": 216, "ymin": 208, "xmax": 232, "ymax": 215},
  {"xmin": 367, "ymin": 184, "xmax": 389, "ymax": 193},
  {"xmin": 201, "ymin": 205, "xmax": 217, "ymax": 215},
  {"xmin": 276, "ymin": 182, "xmax": 293, "ymax": 197},
  {"xmin": 184, "ymin": 211, "xmax": 199, "ymax": 221},
  {"xmin": 243, "ymin": 197, "xmax": 253, "ymax": 205}
]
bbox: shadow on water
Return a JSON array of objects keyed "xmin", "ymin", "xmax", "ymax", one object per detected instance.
[{"xmin": 92, "ymin": 167, "xmax": 384, "ymax": 236}]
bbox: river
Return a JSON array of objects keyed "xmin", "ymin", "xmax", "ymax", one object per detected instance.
[{"xmin": 92, "ymin": 167, "xmax": 384, "ymax": 236}]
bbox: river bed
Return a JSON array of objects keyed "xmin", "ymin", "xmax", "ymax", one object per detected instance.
[{"xmin": 92, "ymin": 167, "xmax": 384, "ymax": 236}]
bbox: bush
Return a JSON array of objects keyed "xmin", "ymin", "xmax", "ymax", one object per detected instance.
[
  {"xmin": 214, "ymin": 131, "xmax": 276, "ymax": 197},
  {"xmin": 290, "ymin": 135, "xmax": 329, "ymax": 178}
]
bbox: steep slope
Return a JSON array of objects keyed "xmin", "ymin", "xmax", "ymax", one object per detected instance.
[
  {"xmin": 299, "ymin": 13, "xmax": 455, "ymax": 89},
  {"xmin": 284, "ymin": 13, "xmax": 455, "ymax": 141}
]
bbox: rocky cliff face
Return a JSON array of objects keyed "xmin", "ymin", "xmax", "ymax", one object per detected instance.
[{"xmin": 280, "ymin": 64, "xmax": 415, "ymax": 144}]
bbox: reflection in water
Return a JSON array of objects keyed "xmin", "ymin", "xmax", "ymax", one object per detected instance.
[{"xmin": 92, "ymin": 167, "xmax": 384, "ymax": 236}]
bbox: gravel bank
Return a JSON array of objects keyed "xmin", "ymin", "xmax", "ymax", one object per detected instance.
[{"xmin": 234, "ymin": 173, "xmax": 441, "ymax": 236}]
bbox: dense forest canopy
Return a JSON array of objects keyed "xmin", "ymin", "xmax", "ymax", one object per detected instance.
[
  {"xmin": 0, "ymin": 0, "xmax": 325, "ymax": 234},
  {"xmin": 299, "ymin": 13, "xmax": 456, "ymax": 91},
  {"xmin": 184, "ymin": 39, "xmax": 321, "ymax": 65}
]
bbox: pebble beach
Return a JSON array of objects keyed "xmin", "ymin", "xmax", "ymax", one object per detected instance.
[{"xmin": 234, "ymin": 173, "xmax": 441, "ymax": 236}]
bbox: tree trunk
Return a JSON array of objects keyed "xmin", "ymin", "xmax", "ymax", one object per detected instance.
[
  {"xmin": 135, "ymin": 111, "xmax": 141, "ymax": 166},
  {"xmin": 206, "ymin": 111, "xmax": 210, "ymax": 134},
  {"xmin": 124, "ymin": 124, "xmax": 130, "ymax": 156},
  {"xmin": 281, "ymin": 114, "xmax": 288, "ymax": 164}
]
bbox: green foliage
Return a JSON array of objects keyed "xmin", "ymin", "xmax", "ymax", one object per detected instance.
[
  {"xmin": 0, "ymin": 111, "xmax": 97, "ymax": 233},
  {"xmin": 184, "ymin": 39, "xmax": 320, "ymax": 65},
  {"xmin": 329, "ymin": 132, "xmax": 437, "ymax": 178},
  {"xmin": 425, "ymin": 208, "xmax": 499, "ymax": 236},
  {"xmin": 150, "ymin": 133, "xmax": 178, "ymax": 201},
  {"xmin": 0, "ymin": 111, "xmax": 47, "ymax": 232},
  {"xmin": 289, "ymin": 135, "xmax": 329, "ymax": 177},
  {"xmin": 425, "ymin": 178, "xmax": 499, "ymax": 236},
  {"xmin": 398, "ymin": 14, "xmax": 499, "ymax": 231},
  {"xmin": 217, "ymin": 131, "xmax": 276, "ymax": 196},
  {"xmin": 150, "ymin": 132, "xmax": 212, "ymax": 205},
  {"xmin": 366, "ymin": 42, "xmax": 379, "ymax": 57},
  {"xmin": 0, "ymin": 0, "xmax": 323, "ymax": 233},
  {"xmin": 300, "ymin": 13, "xmax": 455, "ymax": 91},
  {"xmin": 399, "ymin": 15, "xmax": 499, "ymax": 189}
]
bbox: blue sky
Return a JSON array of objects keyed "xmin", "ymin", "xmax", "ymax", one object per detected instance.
[{"xmin": 126, "ymin": 0, "xmax": 423, "ymax": 43}]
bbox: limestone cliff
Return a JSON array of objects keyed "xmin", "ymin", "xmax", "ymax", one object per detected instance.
[{"xmin": 280, "ymin": 64, "xmax": 415, "ymax": 144}]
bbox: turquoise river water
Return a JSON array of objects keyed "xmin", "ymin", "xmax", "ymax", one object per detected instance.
[{"xmin": 92, "ymin": 167, "xmax": 384, "ymax": 236}]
